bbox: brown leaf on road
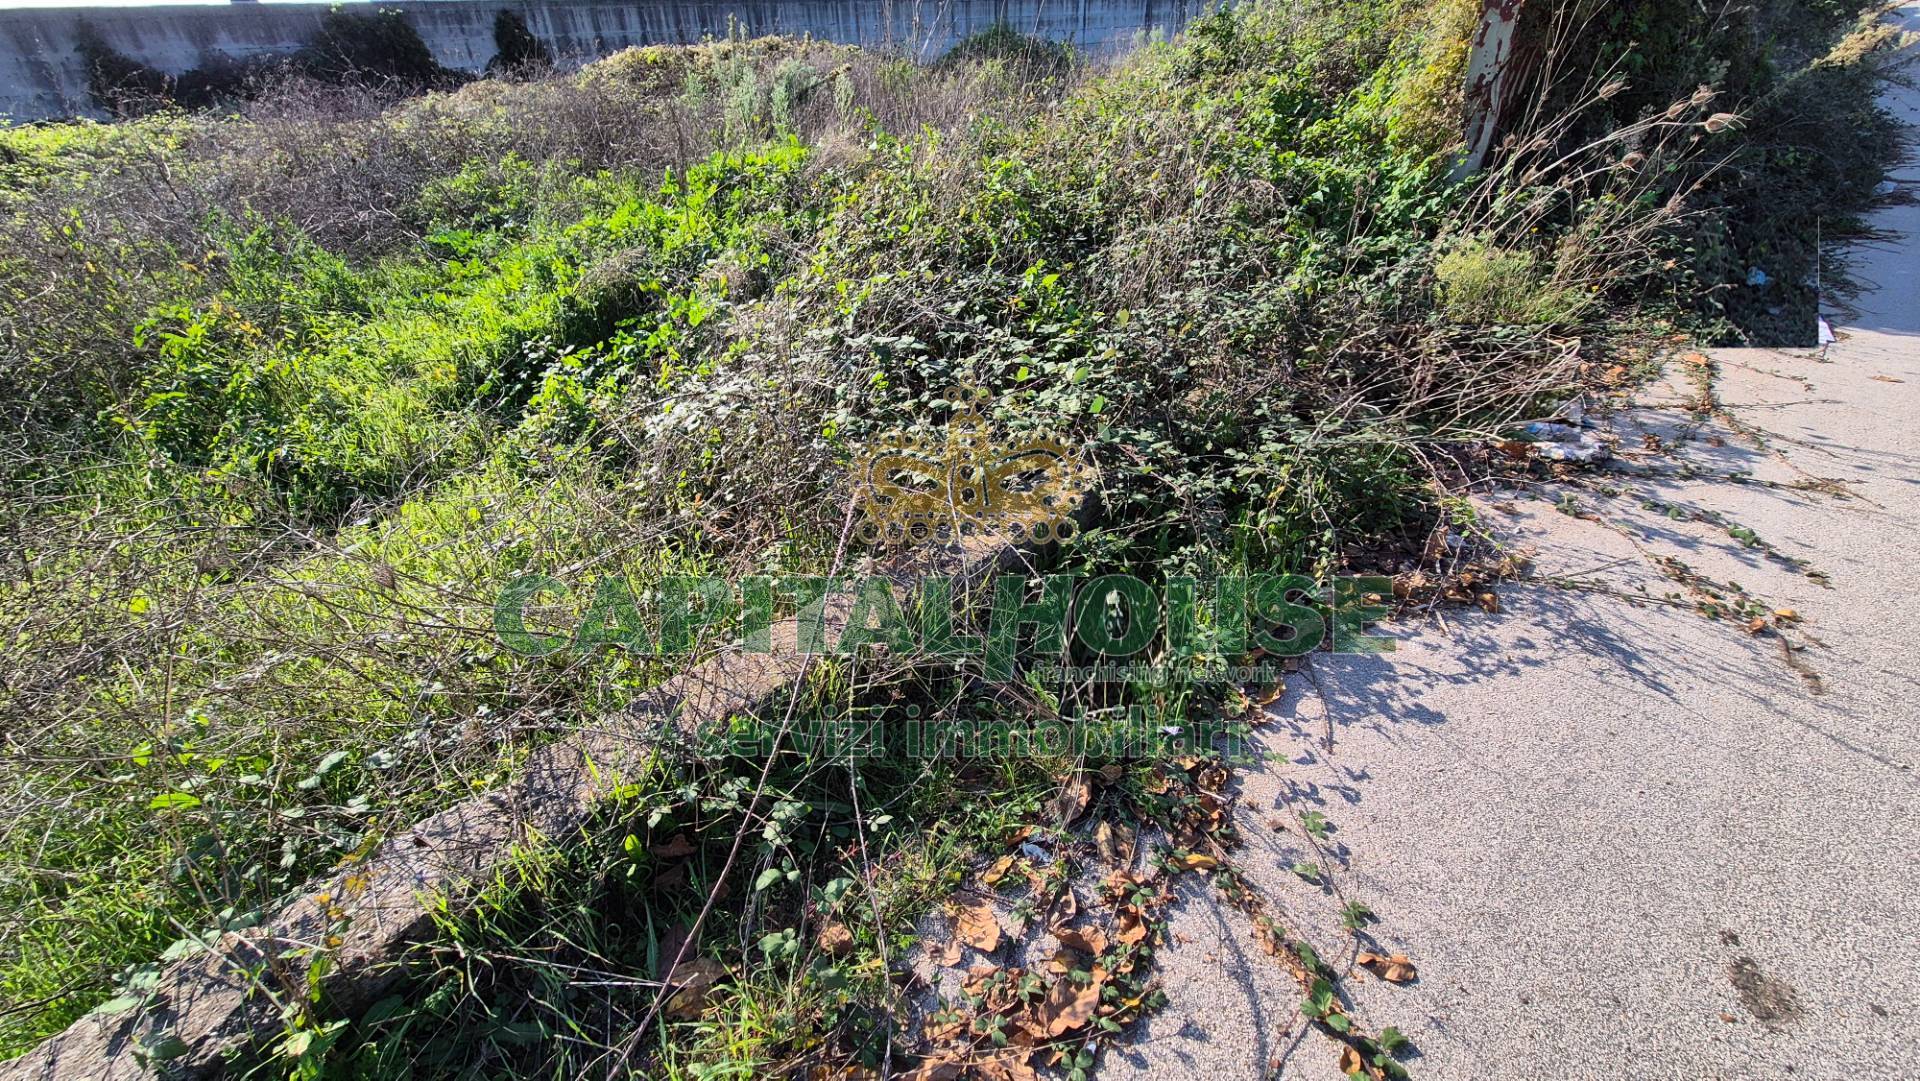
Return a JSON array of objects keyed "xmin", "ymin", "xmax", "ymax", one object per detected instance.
[
  {"xmin": 1053, "ymin": 924, "xmax": 1109, "ymax": 956},
  {"xmin": 1045, "ymin": 885, "xmax": 1079, "ymax": 929},
  {"xmin": 974, "ymin": 1054, "xmax": 1040, "ymax": 1081},
  {"xmin": 1194, "ymin": 761, "xmax": 1229, "ymax": 793},
  {"xmin": 1173, "ymin": 851, "xmax": 1220, "ymax": 872},
  {"xmin": 1095, "ymin": 818, "xmax": 1137, "ymax": 866},
  {"xmin": 1038, "ymin": 974, "xmax": 1103, "ymax": 1036},
  {"xmin": 955, "ymin": 900, "xmax": 1002, "ymax": 953},
  {"xmin": 1357, "ymin": 951, "xmax": 1418, "ymax": 983},
  {"xmin": 1338, "ymin": 1045, "xmax": 1364, "ymax": 1075},
  {"xmin": 924, "ymin": 1008, "xmax": 967, "ymax": 1043}
]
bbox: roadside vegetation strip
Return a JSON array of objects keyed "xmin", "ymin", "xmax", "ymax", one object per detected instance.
[
  {"xmin": 0, "ymin": 531, "xmax": 1028, "ymax": 1081},
  {"xmin": 0, "ymin": 1, "xmax": 1909, "ymax": 1077}
]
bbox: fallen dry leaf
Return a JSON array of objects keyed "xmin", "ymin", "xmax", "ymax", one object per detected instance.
[
  {"xmin": 934, "ymin": 938, "xmax": 964, "ymax": 966},
  {"xmin": 1038, "ymin": 974, "xmax": 1103, "ymax": 1036},
  {"xmin": 974, "ymin": 1055, "xmax": 1040, "ymax": 1081},
  {"xmin": 983, "ymin": 855, "xmax": 1016, "ymax": 887},
  {"xmin": 1338, "ymin": 1045, "xmax": 1363, "ymax": 1075},
  {"xmin": 1194, "ymin": 762, "xmax": 1229, "ymax": 792},
  {"xmin": 955, "ymin": 900, "xmax": 1002, "ymax": 953},
  {"xmin": 1173, "ymin": 851, "xmax": 1220, "ymax": 872},
  {"xmin": 1020, "ymin": 865, "xmax": 1049, "ymax": 896},
  {"xmin": 1053, "ymin": 924, "xmax": 1109, "ymax": 956},
  {"xmin": 1171, "ymin": 822, "xmax": 1212, "ymax": 853},
  {"xmin": 1773, "ymin": 608, "xmax": 1800, "ymax": 622},
  {"xmin": 649, "ymin": 833, "xmax": 697, "ymax": 859},
  {"xmin": 652, "ymin": 923, "xmax": 695, "ymax": 980},
  {"xmin": 1046, "ymin": 886, "xmax": 1079, "ymax": 929},
  {"xmin": 1094, "ymin": 819, "xmax": 1137, "ymax": 867},
  {"xmin": 1871, "ymin": 374, "xmax": 1904, "ymax": 383},
  {"xmin": 662, "ymin": 957, "xmax": 727, "ymax": 1018},
  {"xmin": 1044, "ymin": 774, "xmax": 1094, "ymax": 826},
  {"xmin": 924, "ymin": 1008, "xmax": 967, "ymax": 1043},
  {"xmin": 1357, "ymin": 951, "xmax": 1418, "ymax": 983},
  {"xmin": 817, "ymin": 922, "xmax": 855, "ymax": 958}
]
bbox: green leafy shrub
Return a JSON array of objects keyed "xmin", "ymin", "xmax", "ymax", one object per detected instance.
[
  {"xmin": 939, "ymin": 22, "xmax": 1075, "ymax": 73},
  {"xmin": 414, "ymin": 152, "xmax": 542, "ymax": 234},
  {"xmin": 1434, "ymin": 239, "xmax": 1588, "ymax": 325}
]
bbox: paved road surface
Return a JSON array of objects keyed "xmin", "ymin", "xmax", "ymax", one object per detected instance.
[{"xmin": 1108, "ymin": 9, "xmax": 1920, "ymax": 1078}]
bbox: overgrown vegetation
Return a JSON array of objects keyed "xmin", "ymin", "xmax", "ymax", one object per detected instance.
[
  {"xmin": 76, "ymin": 8, "xmax": 484, "ymax": 116},
  {"xmin": 0, "ymin": 2, "xmax": 1905, "ymax": 1077}
]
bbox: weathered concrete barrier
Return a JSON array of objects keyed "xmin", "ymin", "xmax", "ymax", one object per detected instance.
[
  {"xmin": 0, "ymin": 532, "xmax": 1032, "ymax": 1080},
  {"xmin": 0, "ymin": 0, "xmax": 1204, "ymax": 121}
]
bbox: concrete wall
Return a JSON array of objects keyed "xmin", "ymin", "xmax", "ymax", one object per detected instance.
[{"xmin": 0, "ymin": 0, "xmax": 1202, "ymax": 121}]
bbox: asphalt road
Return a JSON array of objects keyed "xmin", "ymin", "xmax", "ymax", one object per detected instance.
[{"xmin": 1106, "ymin": 9, "xmax": 1920, "ymax": 1078}]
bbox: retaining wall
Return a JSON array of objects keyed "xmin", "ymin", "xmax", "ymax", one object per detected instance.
[{"xmin": 0, "ymin": 0, "xmax": 1202, "ymax": 121}]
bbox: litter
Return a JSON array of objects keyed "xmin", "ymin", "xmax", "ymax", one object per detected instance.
[{"xmin": 1517, "ymin": 421, "xmax": 1612, "ymax": 464}]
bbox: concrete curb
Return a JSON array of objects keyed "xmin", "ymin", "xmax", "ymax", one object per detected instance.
[{"xmin": 0, "ymin": 533, "xmax": 1027, "ymax": 1080}]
